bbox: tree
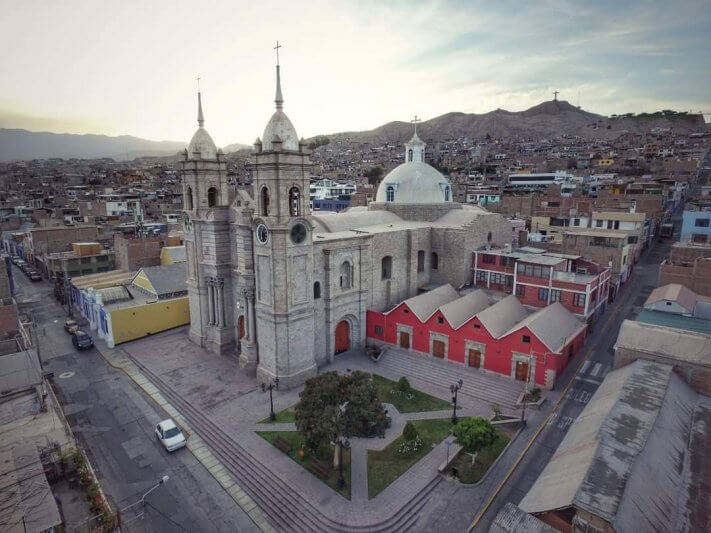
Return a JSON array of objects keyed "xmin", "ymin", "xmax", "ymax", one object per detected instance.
[
  {"xmin": 403, "ymin": 422, "xmax": 418, "ymax": 442},
  {"xmin": 396, "ymin": 377, "xmax": 410, "ymax": 393},
  {"xmin": 294, "ymin": 371, "xmax": 391, "ymax": 452},
  {"xmin": 364, "ymin": 166, "xmax": 384, "ymax": 186},
  {"xmin": 452, "ymin": 417, "xmax": 496, "ymax": 453}
]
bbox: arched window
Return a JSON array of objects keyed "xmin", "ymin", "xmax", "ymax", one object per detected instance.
[
  {"xmin": 420, "ymin": 151, "xmax": 425, "ymax": 162},
  {"xmin": 444, "ymin": 185, "xmax": 450, "ymax": 202},
  {"xmin": 207, "ymin": 187, "xmax": 218, "ymax": 207},
  {"xmin": 417, "ymin": 250, "xmax": 425, "ymax": 272},
  {"xmin": 289, "ymin": 186, "xmax": 301, "ymax": 216},
  {"xmin": 487, "ymin": 231, "xmax": 492, "ymax": 243},
  {"xmin": 313, "ymin": 281, "xmax": 321, "ymax": 299},
  {"xmin": 431, "ymin": 252, "xmax": 439, "ymax": 270},
  {"xmin": 408, "ymin": 149, "xmax": 413, "ymax": 162},
  {"xmin": 381, "ymin": 256, "xmax": 392, "ymax": 280},
  {"xmin": 186, "ymin": 187, "xmax": 193, "ymax": 210},
  {"xmin": 339, "ymin": 261, "xmax": 352, "ymax": 289},
  {"xmin": 260, "ymin": 187, "xmax": 270, "ymax": 216},
  {"xmin": 386, "ymin": 186, "xmax": 395, "ymax": 202}
]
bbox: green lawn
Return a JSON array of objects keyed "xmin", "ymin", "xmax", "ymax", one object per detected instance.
[
  {"xmin": 258, "ymin": 405, "xmax": 296, "ymax": 424},
  {"xmin": 449, "ymin": 430, "xmax": 511, "ymax": 484},
  {"xmin": 371, "ymin": 375, "xmax": 451, "ymax": 413},
  {"xmin": 367, "ymin": 418, "xmax": 453, "ymax": 499},
  {"xmin": 257, "ymin": 431, "xmax": 351, "ymax": 499}
]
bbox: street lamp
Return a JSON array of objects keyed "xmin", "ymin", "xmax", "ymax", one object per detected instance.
[
  {"xmin": 336, "ymin": 436, "xmax": 350, "ymax": 489},
  {"xmin": 450, "ymin": 379, "xmax": 463, "ymax": 424},
  {"xmin": 141, "ymin": 475, "xmax": 169, "ymax": 507},
  {"xmin": 261, "ymin": 377, "xmax": 279, "ymax": 421}
]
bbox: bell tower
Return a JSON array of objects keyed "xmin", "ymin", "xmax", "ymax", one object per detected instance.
[
  {"xmin": 181, "ymin": 89, "xmax": 234, "ymax": 355},
  {"xmin": 251, "ymin": 52, "xmax": 317, "ymax": 389}
]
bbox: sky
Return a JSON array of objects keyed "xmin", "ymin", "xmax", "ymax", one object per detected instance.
[{"xmin": 0, "ymin": 0, "xmax": 709, "ymax": 145}]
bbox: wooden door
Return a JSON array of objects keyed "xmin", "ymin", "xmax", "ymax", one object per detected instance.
[
  {"xmin": 238, "ymin": 316, "xmax": 245, "ymax": 339},
  {"xmin": 468, "ymin": 349, "xmax": 481, "ymax": 368},
  {"xmin": 399, "ymin": 331, "xmax": 410, "ymax": 349},
  {"xmin": 432, "ymin": 340, "xmax": 446, "ymax": 358},
  {"xmin": 335, "ymin": 320, "xmax": 350, "ymax": 354},
  {"xmin": 515, "ymin": 360, "xmax": 529, "ymax": 382}
]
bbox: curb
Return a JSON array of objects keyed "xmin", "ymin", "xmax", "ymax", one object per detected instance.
[{"xmin": 95, "ymin": 342, "xmax": 275, "ymax": 533}]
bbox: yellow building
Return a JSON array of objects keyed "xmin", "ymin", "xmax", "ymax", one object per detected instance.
[
  {"xmin": 159, "ymin": 245, "xmax": 186, "ymax": 265},
  {"xmin": 73, "ymin": 263, "xmax": 189, "ymax": 347}
]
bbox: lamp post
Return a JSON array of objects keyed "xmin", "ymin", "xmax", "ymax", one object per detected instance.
[
  {"xmin": 141, "ymin": 475, "xmax": 169, "ymax": 507},
  {"xmin": 336, "ymin": 436, "xmax": 350, "ymax": 489},
  {"xmin": 261, "ymin": 377, "xmax": 279, "ymax": 421},
  {"xmin": 451, "ymin": 379, "xmax": 463, "ymax": 424}
]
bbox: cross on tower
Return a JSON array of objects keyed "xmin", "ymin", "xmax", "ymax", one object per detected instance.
[
  {"xmin": 274, "ymin": 40, "xmax": 282, "ymax": 66},
  {"xmin": 196, "ymin": 75, "xmax": 201, "ymax": 92},
  {"xmin": 553, "ymin": 90, "xmax": 559, "ymax": 101},
  {"xmin": 411, "ymin": 114, "xmax": 421, "ymax": 133}
]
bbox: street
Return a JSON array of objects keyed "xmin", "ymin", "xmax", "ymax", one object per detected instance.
[{"xmin": 13, "ymin": 266, "xmax": 258, "ymax": 533}]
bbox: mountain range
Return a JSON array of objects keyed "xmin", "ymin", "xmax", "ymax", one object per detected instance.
[{"xmin": 1, "ymin": 100, "xmax": 707, "ymax": 162}]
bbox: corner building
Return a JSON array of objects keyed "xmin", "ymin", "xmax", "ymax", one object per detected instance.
[{"xmin": 182, "ymin": 64, "xmax": 513, "ymax": 389}]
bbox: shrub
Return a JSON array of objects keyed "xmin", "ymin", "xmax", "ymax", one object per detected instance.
[
  {"xmin": 396, "ymin": 377, "xmax": 411, "ymax": 393},
  {"xmin": 529, "ymin": 387, "xmax": 541, "ymax": 401},
  {"xmin": 403, "ymin": 422, "xmax": 418, "ymax": 442},
  {"xmin": 491, "ymin": 403, "xmax": 502, "ymax": 421},
  {"xmin": 453, "ymin": 417, "xmax": 496, "ymax": 454}
]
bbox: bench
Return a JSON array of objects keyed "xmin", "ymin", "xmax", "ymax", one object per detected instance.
[
  {"xmin": 306, "ymin": 459, "xmax": 331, "ymax": 478},
  {"xmin": 274, "ymin": 437, "xmax": 291, "ymax": 454}
]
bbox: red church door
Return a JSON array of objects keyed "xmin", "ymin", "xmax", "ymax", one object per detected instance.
[
  {"xmin": 335, "ymin": 320, "xmax": 350, "ymax": 354},
  {"xmin": 468, "ymin": 349, "xmax": 481, "ymax": 368},
  {"xmin": 515, "ymin": 360, "xmax": 530, "ymax": 382},
  {"xmin": 238, "ymin": 316, "xmax": 245, "ymax": 339},
  {"xmin": 432, "ymin": 340, "xmax": 446, "ymax": 359},
  {"xmin": 399, "ymin": 331, "xmax": 410, "ymax": 349}
]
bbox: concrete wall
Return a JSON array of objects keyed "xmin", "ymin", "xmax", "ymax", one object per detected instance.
[{"xmin": 659, "ymin": 258, "xmax": 711, "ymax": 297}]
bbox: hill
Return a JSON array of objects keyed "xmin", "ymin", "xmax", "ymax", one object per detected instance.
[{"xmin": 319, "ymin": 100, "xmax": 708, "ymax": 145}]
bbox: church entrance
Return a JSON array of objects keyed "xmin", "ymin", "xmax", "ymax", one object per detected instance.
[
  {"xmin": 399, "ymin": 331, "xmax": 410, "ymax": 350},
  {"xmin": 238, "ymin": 316, "xmax": 245, "ymax": 339},
  {"xmin": 514, "ymin": 360, "xmax": 530, "ymax": 382},
  {"xmin": 432, "ymin": 340, "xmax": 446, "ymax": 359},
  {"xmin": 335, "ymin": 320, "xmax": 350, "ymax": 354}
]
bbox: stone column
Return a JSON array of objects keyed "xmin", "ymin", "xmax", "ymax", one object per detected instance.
[
  {"xmin": 207, "ymin": 279, "xmax": 215, "ymax": 325},
  {"xmin": 247, "ymin": 288, "xmax": 256, "ymax": 342},
  {"xmin": 242, "ymin": 289, "xmax": 251, "ymax": 342},
  {"xmin": 217, "ymin": 278, "xmax": 225, "ymax": 327}
]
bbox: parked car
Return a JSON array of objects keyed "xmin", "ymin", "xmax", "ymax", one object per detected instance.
[
  {"xmin": 155, "ymin": 419, "xmax": 186, "ymax": 452},
  {"xmin": 64, "ymin": 319, "xmax": 78, "ymax": 333},
  {"xmin": 72, "ymin": 330, "xmax": 94, "ymax": 350},
  {"xmin": 29, "ymin": 272, "xmax": 41, "ymax": 282}
]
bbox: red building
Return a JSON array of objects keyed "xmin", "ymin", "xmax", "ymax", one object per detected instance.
[
  {"xmin": 473, "ymin": 247, "xmax": 611, "ymax": 322},
  {"xmin": 367, "ymin": 285, "xmax": 587, "ymax": 389}
]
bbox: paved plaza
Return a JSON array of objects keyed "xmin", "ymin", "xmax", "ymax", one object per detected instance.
[{"xmin": 108, "ymin": 326, "xmax": 540, "ymax": 531}]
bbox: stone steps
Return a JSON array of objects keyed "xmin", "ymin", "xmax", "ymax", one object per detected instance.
[
  {"xmin": 375, "ymin": 349, "xmax": 522, "ymax": 409},
  {"xmin": 131, "ymin": 357, "xmax": 439, "ymax": 532}
]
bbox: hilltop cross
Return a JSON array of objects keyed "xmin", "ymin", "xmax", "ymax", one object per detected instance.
[
  {"xmin": 553, "ymin": 90, "xmax": 559, "ymax": 101},
  {"xmin": 274, "ymin": 40, "xmax": 282, "ymax": 66}
]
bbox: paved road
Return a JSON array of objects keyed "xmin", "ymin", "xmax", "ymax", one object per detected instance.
[
  {"xmin": 471, "ymin": 225, "xmax": 677, "ymax": 531},
  {"xmin": 13, "ymin": 266, "xmax": 257, "ymax": 533}
]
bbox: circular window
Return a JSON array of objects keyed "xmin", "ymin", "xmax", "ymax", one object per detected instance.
[
  {"xmin": 256, "ymin": 223, "xmax": 269, "ymax": 244},
  {"xmin": 290, "ymin": 222, "xmax": 307, "ymax": 244}
]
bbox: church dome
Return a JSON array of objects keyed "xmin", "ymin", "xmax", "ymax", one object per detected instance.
[
  {"xmin": 375, "ymin": 162, "xmax": 452, "ymax": 204},
  {"xmin": 375, "ymin": 128, "xmax": 452, "ymax": 204},
  {"xmin": 262, "ymin": 109, "xmax": 299, "ymax": 151},
  {"xmin": 188, "ymin": 126, "xmax": 217, "ymax": 159}
]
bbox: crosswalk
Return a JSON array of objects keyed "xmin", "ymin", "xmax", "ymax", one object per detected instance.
[
  {"xmin": 576, "ymin": 360, "xmax": 610, "ymax": 384},
  {"xmin": 547, "ymin": 413, "xmax": 575, "ymax": 431}
]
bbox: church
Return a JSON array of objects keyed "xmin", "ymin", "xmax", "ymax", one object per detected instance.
[{"xmin": 180, "ymin": 62, "xmax": 512, "ymax": 389}]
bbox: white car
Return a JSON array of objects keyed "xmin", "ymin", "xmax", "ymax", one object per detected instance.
[{"xmin": 155, "ymin": 419, "xmax": 186, "ymax": 452}]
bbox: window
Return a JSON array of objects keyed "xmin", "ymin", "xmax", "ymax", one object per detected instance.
[
  {"xmin": 522, "ymin": 335, "xmax": 531, "ymax": 344},
  {"xmin": 417, "ymin": 250, "xmax": 425, "ymax": 272},
  {"xmin": 437, "ymin": 316, "xmax": 444, "ymax": 324},
  {"xmin": 339, "ymin": 261, "xmax": 352, "ymax": 289},
  {"xmin": 289, "ymin": 187, "xmax": 301, "ymax": 216},
  {"xmin": 665, "ymin": 301, "xmax": 672, "ymax": 306},
  {"xmin": 444, "ymin": 186, "xmax": 450, "ymax": 201},
  {"xmin": 431, "ymin": 252, "xmax": 439, "ymax": 270},
  {"xmin": 595, "ymin": 220, "xmax": 604, "ymax": 228},
  {"xmin": 386, "ymin": 186, "xmax": 395, "ymax": 202},
  {"xmin": 482, "ymin": 254, "xmax": 496, "ymax": 264},
  {"xmin": 313, "ymin": 281, "xmax": 321, "ymax": 299},
  {"xmin": 476, "ymin": 270, "xmax": 486, "ymax": 282},
  {"xmin": 550, "ymin": 289, "xmax": 561, "ymax": 302},
  {"xmin": 573, "ymin": 218, "xmax": 580, "ymax": 226},
  {"xmin": 490, "ymin": 273, "xmax": 509, "ymax": 285},
  {"xmin": 516, "ymin": 263, "xmax": 551, "ymax": 279},
  {"xmin": 260, "ymin": 187, "xmax": 270, "ymax": 216},
  {"xmin": 374, "ymin": 325, "xmax": 384, "ymax": 336},
  {"xmin": 408, "ymin": 149, "xmax": 413, "ymax": 162},
  {"xmin": 695, "ymin": 218, "xmax": 710, "ymax": 227},
  {"xmin": 473, "ymin": 324, "xmax": 481, "ymax": 329},
  {"xmin": 628, "ymin": 235, "xmax": 638, "ymax": 244},
  {"xmin": 538, "ymin": 288, "xmax": 549, "ymax": 301},
  {"xmin": 692, "ymin": 234, "xmax": 708, "ymax": 243},
  {"xmin": 207, "ymin": 187, "xmax": 218, "ymax": 207},
  {"xmin": 381, "ymin": 256, "xmax": 392, "ymax": 280},
  {"xmin": 500, "ymin": 256, "xmax": 516, "ymax": 268},
  {"xmin": 186, "ymin": 187, "xmax": 193, "ymax": 210},
  {"xmin": 573, "ymin": 293, "xmax": 586, "ymax": 307},
  {"xmin": 516, "ymin": 284, "xmax": 525, "ymax": 297}
]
